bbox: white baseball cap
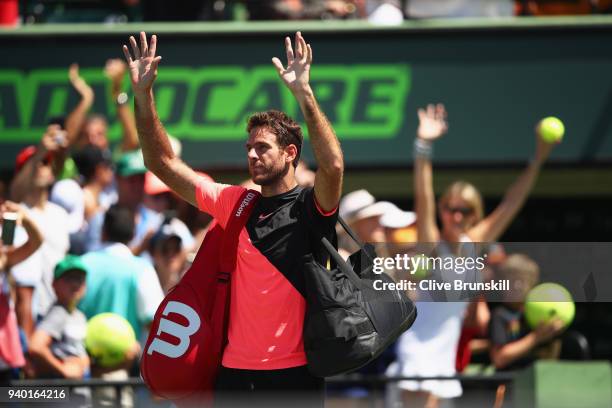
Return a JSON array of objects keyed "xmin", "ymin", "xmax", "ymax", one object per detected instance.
[
  {"xmin": 339, "ymin": 189, "xmax": 396, "ymax": 223},
  {"xmin": 50, "ymin": 179, "xmax": 85, "ymax": 234},
  {"xmin": 380, "ymin": 207, "xmax": 417, "ymax": 229}
]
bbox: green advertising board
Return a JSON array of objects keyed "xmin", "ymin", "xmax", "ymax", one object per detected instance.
[
  {"xmin": 1, "ymin": 18, "xmax": 612, "ymax": 169},
  {"xmin": 0, "ymin": 64, "xmax": 409, "ymax": 141}
]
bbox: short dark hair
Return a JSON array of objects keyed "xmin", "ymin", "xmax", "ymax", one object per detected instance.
[
  {"xmin": 73, "ymin": 145, "xmax": 112, "ymax": 182},
  {"xmin": 247, "ymin": 110, "xmax": 303, "ymax": 168},
  {"xmin": 102, "ymin": 204, "xmax": 135, "ymax": 244},
  {"xmin": 47, "ymin": 116, "xmax": 66, "ymax": 129}
]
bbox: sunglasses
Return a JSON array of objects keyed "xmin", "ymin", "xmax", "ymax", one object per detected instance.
[
  {"xmin": 443, "ymin": 205, "xmax": 474, "ymax": 216},
  {"xmin": 42, "ymin": 155, "xmax": 53, "ymax": 166}
]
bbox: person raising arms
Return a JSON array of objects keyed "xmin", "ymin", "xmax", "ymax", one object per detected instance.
[
  {"xmin": 122, "ymin": 31, "xmax": 343, "ymax": 406},
  {"xmin": 391, "ymin": 104, "xmax": 558, "ymax": 408}
]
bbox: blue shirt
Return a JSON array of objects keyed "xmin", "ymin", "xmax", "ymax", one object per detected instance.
[{"xmin": 78, "ymin": 243, "xmax": 164, "ymax": 340}]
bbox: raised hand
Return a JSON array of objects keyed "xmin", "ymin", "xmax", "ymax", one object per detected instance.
[
  {"xmin": 534, "ymin": 120, "xmax": 558, "ymax": 165},
  {"xmin": 68, "ymin": 64, "xmax": 94, "ymax": 100},
  {"xmin": 1, "ymin": 201, "xmax": 25, "ymax": 225},
  {"xmin": 272, "ymin": 32, "xmax": 313, "ymax": 95},
  {"xmin": 417, "ymin": 104, "xmax": 448, "ymax": 141},
  {"xmin": 40, "ymin": 124, "xmax": 67, "ymax": 153},
  {"xmin": 122, "ymin": 32, "xmax": 162, "ymax": 96},
  {"xmin": 104, "ymin": 58, "xmax": 128, "ymax": 86}
]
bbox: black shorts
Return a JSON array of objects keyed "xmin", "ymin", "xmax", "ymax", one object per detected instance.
[{"xmin": 214, "ymin": 365, "xmax": 325, "ymax": 408}]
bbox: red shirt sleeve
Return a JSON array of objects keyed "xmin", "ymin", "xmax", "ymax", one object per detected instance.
[{"xmin": 195, "ymin": 179, "xmax": 246, "ymax": 228}]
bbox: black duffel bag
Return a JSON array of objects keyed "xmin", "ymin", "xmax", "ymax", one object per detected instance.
[{"xmin": 303, "ymin": 217, "xmax": 417, "ymax": 377}]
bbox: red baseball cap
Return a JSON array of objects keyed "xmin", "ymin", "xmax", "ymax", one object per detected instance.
[{"xmin": 15, "ymin": 146, "xmax": 54, "ymax": 172}]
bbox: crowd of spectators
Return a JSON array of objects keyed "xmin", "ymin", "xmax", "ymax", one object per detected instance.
[
  {"xmin": 0, "ymin": 57, "xmax": 322, "ymax": 392},
  {"xmin": 331, "ymin": 103, "xmax": 570, "ymax": 408},
  {"xmin": 0, "ymin": 60, "xmax": 202, "ymax": 389},
  {"xmin": 0, "ymin": 35, "xmax": 590, "ymax": 408},
  {"xmin": 1, "ymin": 0, "xmax": 612, "ymax": 27}
]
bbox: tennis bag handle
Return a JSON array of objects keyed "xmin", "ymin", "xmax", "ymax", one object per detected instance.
[
  {"xmin": 321, "ymin": 216, "xmax": 375, "ymax": 288},
  {"xmin": 337, "ymin": 216, "xmax": 366, "ymax": 250},
  {"xmin": 141, "ymin": 188, "xmax": 260, "ymax": 404},
  {"xmin": 321, "ymin": 237, "xmax": 363, "ymax": 289}
]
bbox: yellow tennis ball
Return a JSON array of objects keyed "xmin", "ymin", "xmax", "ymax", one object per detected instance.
[
  {"xmin": 540, "ymin": 117, "xmax": 565, "ymax": 143},
  {"xmin": 85, "ymin": 313, "xmax": 136, "ymax": 367},
  {"xmin": 525, "ymin": 283, "xmax": 575, "ymax": 329}
]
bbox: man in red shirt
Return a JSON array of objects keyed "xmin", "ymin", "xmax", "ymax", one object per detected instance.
[{"xmin": 123, "ymin": 31, "xmax": 344, "ymax": 406}]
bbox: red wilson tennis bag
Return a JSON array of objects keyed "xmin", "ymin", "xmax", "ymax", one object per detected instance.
[{"xmin": 141, "ymin": 189, "xmax": 260, "ymax": 404}]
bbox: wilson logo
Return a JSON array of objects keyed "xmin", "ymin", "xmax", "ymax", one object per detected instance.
[
  {"xmin": 146, "ymin": 301, "xmax": 201, "ymax": 358},
  {"xmin": 235, "ymin": 192, "xmax": 257, "ymax": 217}
]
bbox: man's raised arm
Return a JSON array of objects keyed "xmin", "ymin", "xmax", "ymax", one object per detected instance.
[
  {"xmin": 123, "ymin": 32, "xmax": 200, "ymax": 207},
  {"xmin": 272, "ymin": 32, "xmax": 344, "ymax": 212}
]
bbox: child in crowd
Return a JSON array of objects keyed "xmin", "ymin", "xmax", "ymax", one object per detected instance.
[
  {"xmin": 489, "ymin": 254, "xmax": 565, "ymax": 370},
  {"xmin": 28, "ymin": 256, "xmax": 89, "ymax": 379}
]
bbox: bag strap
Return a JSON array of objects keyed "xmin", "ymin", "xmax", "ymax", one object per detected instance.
[
  {"xmin": 219, "ymin": 189, "xmax": 261, "ymax": 274},
  {"xmin": 320, "ymin": 215, "xmax": 379, "ymax": 289},
  {"xmin": 337, "ymin": 216, "xmax": 376, "ymax": 263},
  {"xmin": 321, "ymin": 237, "xmax": 365, "ymax": 290},
  {"xmin": 337, "ymin": 216, "xmax": 365, "ymax": 250},
  {"xmin": 334, "ymin": 216, "xmax": 375, "ymax": 264}
]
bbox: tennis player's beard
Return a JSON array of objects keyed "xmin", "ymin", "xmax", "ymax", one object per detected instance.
[{"xmin": 252, "ymin": 161, "xmax": 290, "ymax": 187}]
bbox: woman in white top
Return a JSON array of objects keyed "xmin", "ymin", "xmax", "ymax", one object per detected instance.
[
  {"xmin": 390, "ymin": 104, "xmax": 558, "ymax": 408},
  {"xmin": 0, "ymin": 201, "xmax": 43, "ymax": 381}
]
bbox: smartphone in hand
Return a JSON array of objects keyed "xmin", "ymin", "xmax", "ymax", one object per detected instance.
[{"xmin": 1, "ymin": 212, "xmax": 18, "ymax": 246}]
